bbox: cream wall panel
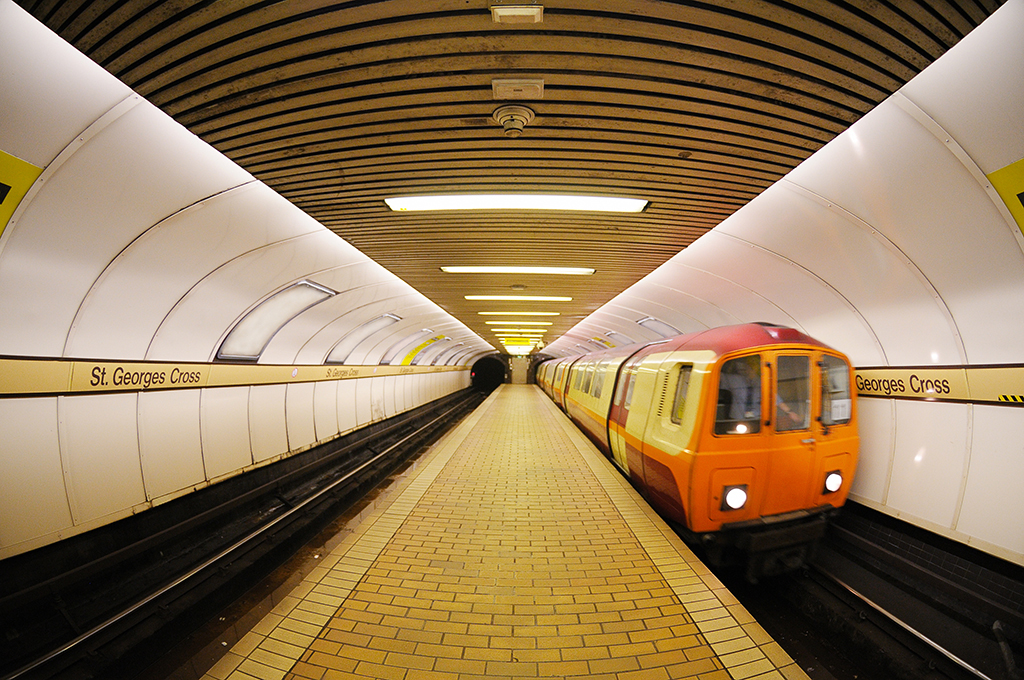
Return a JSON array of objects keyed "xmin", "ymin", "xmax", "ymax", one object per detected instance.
[
  {"xmin": 65, "ymin": 182, "xmax": 311, "ymax": 360},
  {"xmin": 899, "ymin": 0, "xmax": 1024, "ymax": 172},
  {"xmin": 886, "ymin": 401, "xmax": 970, "ymax": 529},
  {"xmin": 0, "ymin": 398, "xmax": 72, "ymax": 549},
  {"xmin": 847, "ymin": 399, "xmax": 895, "ymax": 505},
  {"xmin": 956, "ymin": 407, "xmax": 1024, "ymax": 556},
  {"xmin": 0, "ymin": 101, "xmax": 250, "ymax": 359},
  {"xmin": 314, "ymin": 381, "xmax": 340, "ymax": 442},
  {"xmin": 58, "ymin": 394, "xmax": 145, "ymax": 524},
  {"xmin": 200, "ymin": 387, "xmax": 252, "ymax": 479},
  {"xmin": 249, "ymin": 385, "xmax": 288, "ymax": 464},
  {"xmin": 286, "ymin": 383, "xmax": 317, "ymax": 451},
  {"xmin": 0, "ymin": 2, "xmax": 131, "ymax": 166},
  {"xmin": 370, "ymin": 378, "xmax": 387, "ymax": 422},
  {"xmin": 355, "ymin": 378, "xmax": 373, "ymax": 425},
  {"xmin": 138, "ymin": 390, "xmax": 204, "ymax": 499},
  {"xmin": 337, "ymin": 380, "xmax": 359, "ymax": 434},
  {"xmin": 148, "ymin": 230, "xmax": 357, "ymax": 362},
  {"xmin": 384, "ymin": 376, "xmax": 399, "ymax": 417}
]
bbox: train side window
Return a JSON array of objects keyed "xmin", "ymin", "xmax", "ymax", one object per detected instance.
[
  {"xmin": 592, "ymin": 364, "xmax": 604, "ymax": 398},
  {"xmin": 820, "ymin": 355, "xmax": 852, "ymax": 425},
  {"xmin": 776, "ymin": 355, "xmax": 810, "ymax": 431},
  {"xmin": 624, "ymin": 368, "xmax": 637, "ymax": 407},
  {"xmin": 670, "ymin": 365, "xmax": 693, "ymax": 424},
  {"xmin": 572, "ymin": 365, "xmax": 583, "ymax": 390},
  {"xmin": 581, "ymin": 363, "xmax": 594, "ymax": 394},
  {"xmin": 716, "ymin": 355, "xmax": 761, "ymax": 435}
]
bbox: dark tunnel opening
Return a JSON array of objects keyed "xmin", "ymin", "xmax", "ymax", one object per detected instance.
[{"xmin": 471, "ymin": 355, "xmax": 506, "ymax": 393}]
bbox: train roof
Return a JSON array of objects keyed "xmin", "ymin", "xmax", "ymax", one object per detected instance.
[
  {"xmin": 669, "ymin": 323, "xmax": 834, "ymax": 357},
  {"xmin": 539, "ymin": 323, "xmax": 838, "ymax": 365}
]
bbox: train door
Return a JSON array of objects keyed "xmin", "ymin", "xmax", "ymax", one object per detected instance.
[
  {"xmin": 608, "ymin": 354, "xmax": 642, "ymax": 474},
  {"xmin": 761, "ymin": 351, "xmax": 815, "ymax": 516}
]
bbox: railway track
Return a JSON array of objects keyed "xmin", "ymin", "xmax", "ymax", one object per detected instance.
[
  {"xmin": 713, "ymin": 505, "xmax": 1024, "ymax": 680},
  {"xmin": 0, "ymin": 388, "xmax": 485, "ymax": 680}
]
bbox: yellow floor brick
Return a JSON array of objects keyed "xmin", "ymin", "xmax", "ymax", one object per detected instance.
[{"xmin": 198, "ymin": 387, "xmax": 804, "ymax": 680}]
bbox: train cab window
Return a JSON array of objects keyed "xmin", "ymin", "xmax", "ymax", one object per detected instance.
[
  {"xmin": 776, "ymin": 355, "xmax": 811, "ymax": 431},
  {"xmin": 716, "ymin": 355, "xmax": 761, "ymax": 435},
  {"xmin": 670, "ymin": 365, "xmax": 693, "ymax": 424},
  {"xmin": 820, "ymin": 355, "xmax": 853, "ymax": 425}
]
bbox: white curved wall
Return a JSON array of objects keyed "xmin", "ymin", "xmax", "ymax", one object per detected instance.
[
  {"xmin": 0, "ymin": 2, "xmax": 490, "ymax": 558},
  {"xmin": 547, "ymin": 0, "xmax": 1024, "ymax": 566}
]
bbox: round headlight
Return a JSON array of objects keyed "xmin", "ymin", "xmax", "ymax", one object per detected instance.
[
  {"xmin": 824, "ymin": 471, "xmax": 843, "ymax": 493},
  {"xmin": 724, "ymin": 486, "xmax": 748, "ymax": 510}
]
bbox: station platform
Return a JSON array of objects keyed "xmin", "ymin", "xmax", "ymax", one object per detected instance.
[{"xmin": 199, "ymin": 385, "xmax": 807, "ymax": 680}]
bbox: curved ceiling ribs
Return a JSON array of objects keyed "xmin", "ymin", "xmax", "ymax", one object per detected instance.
[{"xmin": 19, "ymin": 0, "xmax": 1000, "ymax": 346}]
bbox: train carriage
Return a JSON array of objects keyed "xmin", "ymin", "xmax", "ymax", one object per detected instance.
[{"xmin": 541, "ymin": 323, "xmax": 858, "ymax": 579}]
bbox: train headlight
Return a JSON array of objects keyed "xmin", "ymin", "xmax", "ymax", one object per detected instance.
[
  {"xmin": 722, "ymin": 485, "xmax": 748, "ymax": 511},
  {"xmin": 824, "ymin": 471, "xmax": 843, "ymax": 493}
]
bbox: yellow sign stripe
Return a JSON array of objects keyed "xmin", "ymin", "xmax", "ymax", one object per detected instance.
[
  {"xmin": 988, "ymin": 156, "xmax": 1024, "ymax": 239},
  {"xmin": 0, "ymin": 149, "xmax": 44, "ymax": 239},
  {"xmin": 855, "ymin": 365, "xmax": 1024, "ymax": 406},
  {"xmin": 0, "ymin": 358, "xmax": 467, "ymax": 397}
]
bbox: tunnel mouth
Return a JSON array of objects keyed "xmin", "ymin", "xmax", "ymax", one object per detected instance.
[{"xmin": 471, "ymin": 355, "xmax": 505, "ymax": 392}]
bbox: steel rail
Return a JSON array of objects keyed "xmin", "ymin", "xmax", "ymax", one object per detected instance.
[
  {"xmin": 3, "ymin": 394, "xmax": 476, "ymax": 680},
  {"xmin": 814, "ymin": 566, "xmax": 994, "ymax": 680}
]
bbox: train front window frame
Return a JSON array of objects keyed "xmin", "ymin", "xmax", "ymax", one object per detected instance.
[
  {"xmin": 715, "ymin": 354, "xmax": 762, "ymax": 435},
  {"xmin": 775, "ymin": 355, "xmax": 811, "ymax": 432},
  {"xmin": 820, "ymin": 354, "xmax": 853, "ymax": 425}
]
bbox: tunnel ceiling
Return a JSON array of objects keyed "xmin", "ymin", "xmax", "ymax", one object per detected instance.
[{"xmin": 18, "ymin": 0, "xmax": 1002, "ymax": 351}]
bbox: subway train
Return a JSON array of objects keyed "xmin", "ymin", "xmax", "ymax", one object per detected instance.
[{"xmin": 537, "ymin": 323, "xmax": 858, "ymax": 579}]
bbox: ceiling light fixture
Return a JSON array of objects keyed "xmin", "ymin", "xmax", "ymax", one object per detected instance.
[
  {"xmin": 478, "ymin": 311, "xmax": 559, "ymax": 316},
  {"xmin": 485, "ymin": 320, "xmax": 553, "ymax": 325},
  {"xmin": 442, "ymin": 266, "xmax": 595, "ymax": 275},
  {"xmin": 386, "ymin": 194, "xmax": 647, "ymax": 213},
  {"xmin": 465, "ymin": 295, "xmax": 571, "ymax": 301},
  {"xmin": 490, "ymin": 4, "xmax": 544, "ymax": 23}
]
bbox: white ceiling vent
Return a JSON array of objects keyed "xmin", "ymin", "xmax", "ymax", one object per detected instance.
[
  {"xmin": 490, "ymin": 4, "xmax": 543, "ymax": 23},
  {"xmin": 492, "ymin": 79, "xmax": 544, "ymax": 100}
]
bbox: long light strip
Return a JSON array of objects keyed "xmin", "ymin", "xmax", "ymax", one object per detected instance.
[
  {"xmin": 441, "ymin": 266, "xmax": 595, "ymax": 275},
  {"xmin": 479, "ymin": 311, "xmax": 559, "ymax": 316},
  {"xmin": 485, "ymin": 320, "xmax": 552, "ymax": 325},
  {"xmin": 386, "ymin": 194, "xmax": 647, "ymax": 213},
  {"xmin": 465, "ymin": 295, "xmax": 571, "ymax": 302}
]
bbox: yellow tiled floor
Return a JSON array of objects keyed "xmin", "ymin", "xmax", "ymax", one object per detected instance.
[{"xmin": 203, "ymin": 385, "xmax": 808, "ymax": 680}]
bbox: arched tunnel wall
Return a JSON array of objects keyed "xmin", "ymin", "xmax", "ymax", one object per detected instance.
[
  {"xmin": 1, "ymin": 1, "xmax": 1024, "ymax": 571},
  {"xmin": 0, "ymin": 3, "xmax": 489, "ymax": 560}
]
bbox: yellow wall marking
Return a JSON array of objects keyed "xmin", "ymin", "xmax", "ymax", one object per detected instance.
[
  {"xmin": 0, "ymin": 149, "xmax": 44, "ymax": 239},
  {"xmin": 988, "ymin": 156, "xmax": 1024, "ymax": 238},
  {"xmin": 399, "ymin": 335, "xmax": 446, "ymax": 366},
  {"xmin": 856, "ymin": 365, "xmax": 1024, "ymax": 406},
  {"xmin": 0, "ymin": 357, "xmax": 467, "ymax": 397}
]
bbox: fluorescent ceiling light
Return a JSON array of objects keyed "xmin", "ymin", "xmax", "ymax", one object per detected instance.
[
  {"xmin": 465, "ymin": 295, "xmax": 571, "ymax": 302},
  {"xmin": 386, "ymin": 194, "xmax": 647, "ymax": 213},
  {"xmin": 637, "ymin": 316, "xmax": 681, "ymax": 338},
  {"xmin": 491, "ymin": 329, "xmax": 547, "ymax": 333},
  {"xmin": 219, "ymin": 281, "xmax": 334, "ymax": 361},
  {"xmin": 326, "ymin": 313, "xmax": 401, "ymax": 364},
  {"xmin": 485, "ymin": 320, "xmax": 552, "ymax": 325},
  {"xmin": 478, "ymin": 311, "xmax": 559, "ymax": 316},
  {"xmin": 441, "ymin": 266, "xmax": 594, "ymax": 276}
]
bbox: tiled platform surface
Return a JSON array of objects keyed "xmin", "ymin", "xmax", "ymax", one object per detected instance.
[{"xmin": 202, "ymin": 385, "xmax": 808, "ymax": 680}]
